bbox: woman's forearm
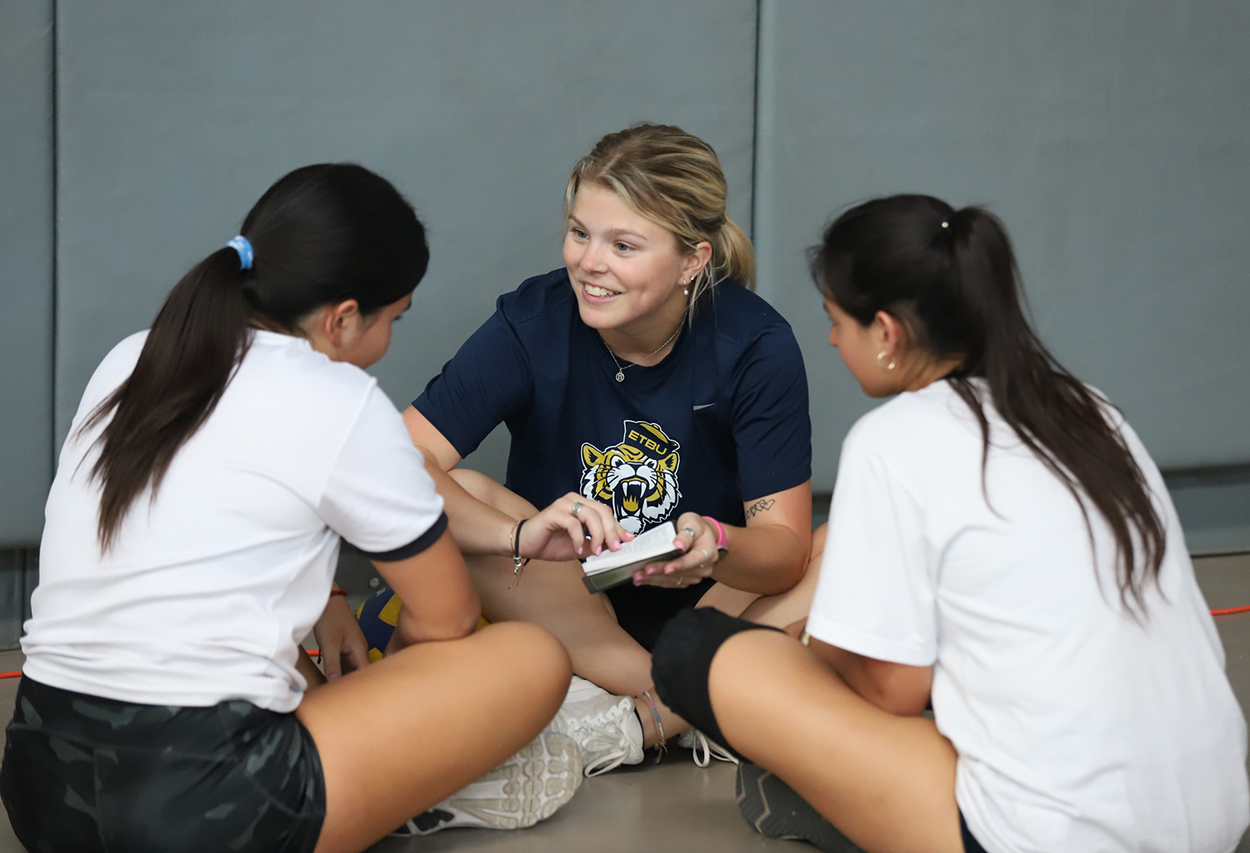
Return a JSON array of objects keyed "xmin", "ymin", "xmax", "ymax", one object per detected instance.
[{"xmin": 710, "ymin": 521, "xmax": 808, "ymax": 595}]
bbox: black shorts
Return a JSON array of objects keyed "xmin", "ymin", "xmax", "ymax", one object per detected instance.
[
  {"xmin": 607, "ymin": 576, "xmax": 715, "ymax": 651},
  {"xmin": 960, "ymin": 811, "xmax": 989, "ymax": 853},
  {"xmin": 1, "ymin": 675, "xmax": 325, "ymax": 853}
]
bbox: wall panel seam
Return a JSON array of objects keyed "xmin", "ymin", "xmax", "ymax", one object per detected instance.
[
  {"xmin": 749, "ymin": 0, "xmax": 762, "ymax": 243},
  {"xmin": 49, "ymin": 0, "xmax": 59, "ymax": 489}
]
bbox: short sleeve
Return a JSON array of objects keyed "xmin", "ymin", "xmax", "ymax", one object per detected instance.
[
  {"xmin": 318, "ymin": 385, "xmax": 447, "ymax": 559},
  {"xmin": 805, "ymin": 425, "xmax": 937, "ymax": 666},
  {"xmin": 413, "ymin": 308, "xmax": 533, "ymax": 459},
  {"xmin": 729, "ymin": 324, "xmax": 812, "ymax": 500}
]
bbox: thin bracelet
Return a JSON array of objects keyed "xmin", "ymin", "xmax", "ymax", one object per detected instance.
[
  {"xmin": 702, "ymin": 516, "xmax": 728, "ymax": 550},
  {"xmin": 510, "ymin": 518, "xmax": 530, "ymax": 590},
  {"xmin": 639, "ymin": 689, "xmax": 667, "ymax": 761}
]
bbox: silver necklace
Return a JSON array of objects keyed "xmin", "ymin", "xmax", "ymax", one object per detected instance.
[{"xmin": 601, "ymin": 321, "xmax": 683, "ymax": 383}]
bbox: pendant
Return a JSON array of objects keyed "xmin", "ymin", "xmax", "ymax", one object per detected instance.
[{"xmin": 615, "ymin": 370, "xmax": 625, "ymax": 382}]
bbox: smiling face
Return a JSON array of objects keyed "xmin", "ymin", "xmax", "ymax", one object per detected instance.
[{"xmin": 563, "ymin": 183, "xmax": 701, "ymax": 341}]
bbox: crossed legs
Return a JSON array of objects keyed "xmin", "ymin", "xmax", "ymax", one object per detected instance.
[
  {"xmin": 446, "ymin": 469, "xmax": 825, "ymax": 750},
  {"xmin": 702, "ymin": 626, "xmax": 961, "ymax": 853},
  {"xmin": 298, "ymin": 621, "xmax": 571, "ymax": 853}
]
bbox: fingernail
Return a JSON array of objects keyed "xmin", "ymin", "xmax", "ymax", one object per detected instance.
[
  {"xmin": 595, "ymin": 546, "xmax": 602, "ymax": 555},
  {"xmin": 665, "ymin": 567, "xmax": 675, "ymax": 574},
  {"xmin": 577, "ymin": 546, "xmax": 583, "ymax": 556}
]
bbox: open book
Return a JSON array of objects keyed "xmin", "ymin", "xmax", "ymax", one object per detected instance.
[{"xmin": 580, "ymin": 521, "xmax": 683, "ymax": 593}]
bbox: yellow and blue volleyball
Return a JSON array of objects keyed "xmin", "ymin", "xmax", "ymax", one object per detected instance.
[
  {"xmin": 354, "ymin": 586, "xmax": 490, "ymax": 660},
  {"xmin": 354, "ymin": 586, "xmax": 402, "ymax": 662}
]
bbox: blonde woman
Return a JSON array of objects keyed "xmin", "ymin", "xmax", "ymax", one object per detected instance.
[{"xmin": 390, "ymin": 124, "xmax": 817, "ymax": 775}]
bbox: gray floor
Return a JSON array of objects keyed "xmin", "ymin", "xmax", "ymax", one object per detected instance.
[{"xmin": 0, "ymin": 555, "xmax": 1248, "ymax": 852}]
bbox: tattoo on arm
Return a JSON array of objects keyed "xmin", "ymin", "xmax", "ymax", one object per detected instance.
[{"xmin": 744, "ymin": 498, "xmax": 776, "ymax": 521}]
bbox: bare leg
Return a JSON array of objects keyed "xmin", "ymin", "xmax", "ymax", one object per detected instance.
[
  {"xmin": 737, "ymin": 523, "xmax": 826, "ymax": 628},
  {"xmin": 300, "ymin": 622, "xmax": 571, "ymax": 853},
  {"xmin": 449, "ymin": 469, "xmax": 686, "ymax": 746},
  {"xmin": 708, "ymin": 628, "xmax": 962, "ymax": 853}
]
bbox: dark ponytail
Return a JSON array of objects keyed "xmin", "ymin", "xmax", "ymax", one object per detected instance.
[
  {"xmin": 812, "ymin": 195, "xmax": 1165, "ymax": 615},
  {"xmin": 81, "ymin": 163, "xmax": 429, "ymax": 551}
]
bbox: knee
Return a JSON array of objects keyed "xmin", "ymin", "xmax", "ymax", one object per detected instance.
[
  {"xmin": 479, "ymin": 622, "xmax": 572, "ymax": 701},
  {"xmin": 808, "ymin": 524, "xmax": 828, "ymax": 566},
  {"xmin": 448, "ymin": 469, "xmax": 539, "ymax": 516},
  {"xmin": 448, "ymin": 468, "xmax": 497, "ymax": 501}
]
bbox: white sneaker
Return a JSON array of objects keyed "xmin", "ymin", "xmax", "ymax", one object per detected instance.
[
  {"xmin": 677, "ymin": 729, "xmax": 739, "ymax": 767},
  {"xmin": 547, "ymin": 675, "xmax": 645, "ymax": 777},
  {"xmin": 393, "ymin": 730, "xmax": 582, "ymax": 836}
]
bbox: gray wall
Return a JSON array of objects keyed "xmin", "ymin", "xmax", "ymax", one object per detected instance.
[
  {"xmin": 0, "ymin": 1, "xmax": 55, "ymax": 547},
  {"xmin": 3, "ymin": 0, "xmax": 1249, "ymax": 555},
  {"xmin": 53, "ymin": 0, "xmax": 758, "ymax": 482},
  {"xmin": 755, "ymin": 0, "xmax": 1250, "ymax": 489}
]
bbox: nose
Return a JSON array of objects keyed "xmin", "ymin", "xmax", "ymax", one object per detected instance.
[{"xmin": 579, "ymin": 239, "xmax": 606, "ymax": 273}]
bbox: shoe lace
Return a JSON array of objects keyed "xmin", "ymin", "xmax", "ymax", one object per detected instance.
[
  {"xmin": 688, "ymin": 730, "xmax": 738, "ymax": 767},
  {"xmin": 570, "ymin": 699, "xmax": 635, "ymax": 777}
]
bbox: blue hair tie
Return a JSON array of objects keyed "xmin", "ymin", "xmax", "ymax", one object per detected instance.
[{"xmin": 226, "ymin": 235, "xmax": 254, "ymax": 271}]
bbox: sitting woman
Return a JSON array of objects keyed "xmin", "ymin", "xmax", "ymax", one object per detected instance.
[
  {"xmin": 650, "ymin": 195, "xmax": 1250, "ymax": 852},
  {"xmin": 396, "ymin": 124, "xmax": 818, "ymax": 775},
  {"xmin": 1, "ymin": 164, "xmax": 584, "ymax": 853}
]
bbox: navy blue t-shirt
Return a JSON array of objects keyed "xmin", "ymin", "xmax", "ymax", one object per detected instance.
[{"xmin": 414, "ymin": 269, "xmax": 811, "ymax": 646}]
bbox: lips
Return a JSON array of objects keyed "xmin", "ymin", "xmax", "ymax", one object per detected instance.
[{"xmin": 581, "ymin": 281, "xmax": 621, "ymax": 301}]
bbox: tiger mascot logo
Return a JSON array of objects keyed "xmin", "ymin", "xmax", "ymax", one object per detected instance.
[{"xmin": 580, "ymin": 421, "xmax": 681, "ymax": 534}]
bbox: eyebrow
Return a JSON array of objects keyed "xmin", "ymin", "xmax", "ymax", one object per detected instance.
[{"xmin": 567, "ymin": 215, "xmax": 650, "ymax": 244}]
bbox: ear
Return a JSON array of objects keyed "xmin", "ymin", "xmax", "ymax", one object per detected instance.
[
  {"xmin": 582, "ymin": 443, "xmax": 605, "ymax": 467},
  {"xmin": 322, "ymin": 299, "xmax": 363, "ymax": 347},
  {"xmin": 681, "ymin": 241, "xmax": 713, "ymax": 281},
  {"xmin": 872, "ymin": 310, "xmax": 910, "ymax": 357}
]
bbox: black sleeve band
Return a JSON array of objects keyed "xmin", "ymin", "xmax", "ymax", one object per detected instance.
[{"xmin": 356, "ymin": 512, "xmax": 449, "ymax": 562}]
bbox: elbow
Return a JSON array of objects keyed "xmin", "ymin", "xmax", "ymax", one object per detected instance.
[
  {"xmin": 397, "ymin": 592, "xmax": 481, "ymax": 644},
  {"xmin": 761, "ymin": 531, "xmax": 810, "ymax": 595}
]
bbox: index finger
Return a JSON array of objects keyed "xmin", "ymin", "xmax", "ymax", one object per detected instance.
[{"xmin": 587, "ymin": 500, "xmax": 631, "ymax": 550}]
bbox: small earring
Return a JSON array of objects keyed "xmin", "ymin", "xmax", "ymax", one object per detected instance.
[
  {"xmin": 682, "ymin": 277, "xmax": 690, "ymax": 297},
  {"xmin": 876, "ymin": 350, "xmax": 897, "ymax": 370}
]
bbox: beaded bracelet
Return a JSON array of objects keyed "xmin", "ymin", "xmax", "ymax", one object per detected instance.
[{"xmin": 639, "ymin": 688, "xmax": 667, "ymax": 761}]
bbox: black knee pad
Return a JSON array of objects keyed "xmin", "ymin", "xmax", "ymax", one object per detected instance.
[{"xmin": 651, "ymin": 607, "xmax": 783, "ymax": 759}]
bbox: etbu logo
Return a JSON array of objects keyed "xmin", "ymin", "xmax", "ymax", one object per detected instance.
[{"xmin": 579, "ymin": 420, "xmax": 681, "ymax": 535}]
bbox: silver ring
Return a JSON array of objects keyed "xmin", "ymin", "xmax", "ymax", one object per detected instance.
[
  {"xmin": 571, "ymin": 502, "xmax": 583, "ymax": 517},
  {"xmin": 699, "ymin": 547, "xmax": 712, "ymax": 564},
  {"xmin": 682, "ymin": 526, "xmax": 698, "ymax": 540}
]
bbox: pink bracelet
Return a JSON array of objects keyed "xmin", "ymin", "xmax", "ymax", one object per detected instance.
[{"xmin": 702, "ymin": 516, "xmax": 728, "ymax": 550}]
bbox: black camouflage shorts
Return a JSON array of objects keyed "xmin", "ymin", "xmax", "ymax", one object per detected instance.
[{"xmin": 0, "ymin": 676, "xmax": 325, "ymax": 853}]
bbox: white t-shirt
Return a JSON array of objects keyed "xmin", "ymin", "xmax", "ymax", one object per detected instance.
[
  {"xmin": 22, "ymin": 330, "xmax": 446, "ymax": 713},
  {"xmin": 807, "ymin": 380, "xmax": 1249, "ymax": 853}
]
